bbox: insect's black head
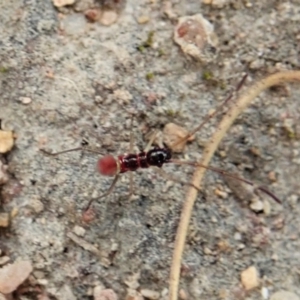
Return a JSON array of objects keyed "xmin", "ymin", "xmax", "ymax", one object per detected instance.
[{"xmin": 147, "ymin": 147, "xmax": 172, "ymax": 168}]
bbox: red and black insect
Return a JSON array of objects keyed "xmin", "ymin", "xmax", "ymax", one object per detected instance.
[
  {"xmin": 41, "ymin": 74, "xmax": 281, "ymax": 211},
  {"xmin": 99, "ymin": 147, "xmax": 172, "ymax": 176}
]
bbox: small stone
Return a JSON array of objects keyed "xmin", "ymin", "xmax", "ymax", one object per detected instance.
[
  {"xmin": 19, "ymin": 97, "xmax": 32, "ymax": 104},
  {"xmin": 0, "ymin": 130, "xmax": 14, "ymax": 153},
  {"xmin": 125, "ymin": 289, "xmax": 144, "ymax": 300},
  {"xmin": 250, "ymin": 199, "xmax": 264, "ymax": 212},
  {"xmin": 37, "ymin": 278, "xmax": 48, "ymax": 285},
  {"xmin": 0, "ymin": 257, "xmax": 10, "ymax": 266},
  {"xmin": 0, "ymin": 213, "xmax": 9, "ymax": 228},
  {"xmin": 203, "ymin": 247, "xmax": 212, "ymax": 255},
  {"xmin": 73, "ymin": 225, "xmax": 86, "ymax": 237},
  {"xmin": 140, "ymin": 289, "xmax": 160, "ymax": 299},
  {"xmin": 113, "ymin": 89, "xmax": 133, "ymax": 105},
  {"xmin": 0, "ymin": 161, "xmax": 9, "ymax": 185},
  {"xmin": 249, "ymin": 59, "xmax": 264, "ymax": 70},
  {"xmin": 179, "ymin": 289, "xmax": 188, "ymax": 300},
  {"xmin": 261, "ymin": 287, "xmax": 269, "ymax": 300},
  {"xmin": 82, "ymin": 207, "xmax": 96, "ymax": 223},
  {"xmin": 94, "ymin": 288, "xmax": 118, "ymax": 300},
  {"xmin": 268, "ymin": 171, "xmax": 277, "ymax": 182},
  {"xmin": 124, "ymin": 273, "xmax": 140, "ymax": 290},
  {"xmin": 240, "ymin": 266, "xmax": 260, "ymax": 290},
  {"xmin": 217, "ymin": 240, "xmax": 230, "ymax": 252},
  {"xmin": 270, "ymin": 291, "xmax": 299, "ymax": 300},
  {"xmin": 211, "ymin": 0, "xmax": 227, "ymax": 8},
  {"xmin": 237, "ymin": 243, "xmax": 245, "ymax": 250},
  {"xmin": 0, "ymin": 260, "xmax": 33, "ymax": 293},
  {"xmin": 100, "ymin": 10, "xmax": 118, "ymax": 26},
  {"xmin": 29, "ymin": 197, "xmax": 44, "ymax": 213},
  {"xmin": 234, "ymin": 232, "xmax": 242, "ymax": 240},
  {"xmin": 174, "ymin": 14, "xmax": 218, "ymax": 62},
  {"xmin": 10, "ymin": 207, "xmax": 18, "ymax": 219},
  {"xmin": 263, "ymin": 200, "xmax": 271, "ymax": 215},
  {"xmin": 85, "ymin": 8, "xmax": 101, "ymax": 22},
  {"xmin": 214, "ymin": 188, "xmax": 228, "ymax": 198},
  {"xmin": 52, "ymin": 0, "xmax": 75, "ymax": 7},
  {"xmin": 137, "ymin": 15, "xmax": 150, "ymax": 24},
  {"xmin": 163, "ymin": 123, "xmax": 194, "ymax": 153}
]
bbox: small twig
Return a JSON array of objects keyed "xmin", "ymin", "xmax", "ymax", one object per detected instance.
[{"xmin": 168, "ymin": 70, "xmax": 300, "ymax": 300}]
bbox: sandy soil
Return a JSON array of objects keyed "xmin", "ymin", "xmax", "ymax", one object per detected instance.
[{"xmin": 0, "ymin": 0, "xmax": 299, "ymax": 299}]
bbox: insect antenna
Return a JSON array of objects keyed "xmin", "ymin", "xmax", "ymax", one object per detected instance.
[
  {"xmin": 40, "ymin": 147, "xmax": 104, "ymax": 156},
  {"xmin": 170, "ymin": 158, "xmax": 281, "ymax": 204}
]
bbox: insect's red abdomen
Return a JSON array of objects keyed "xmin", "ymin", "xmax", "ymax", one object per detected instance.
[{"xmin": 97, "ymin": 155, "xmax": 118, "ymax": 176}]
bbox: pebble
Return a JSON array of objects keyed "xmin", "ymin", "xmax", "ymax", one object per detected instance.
[
  {"xmin": 240, "ymin": 266, "xmax": 260, "ymax": 290},
  {"xmin": 0, "ymin": 260, "xmax": 33, "ymax": 294},
  {"xmin": 0, "ymin": 130, "xmax": 14, "ymax": 154},
  {"xmin": 125, "ymin": 289, "xmax": 144, "ymax": 300},
  {"xmin": 29, "ymin": 197, "xmax": 44, "ymax": 213},
  {"xmin": 94, "ymin": 288, "xmax": 118, "ymax": 300},
  {"xmin": 163, "ymin": 123, "xmax": 193, "ymax": 153},
  {"xmin": 100, "ymin": 10, "xmax": 118, "ymax": 26},
  {"xmin": 85, "ymin": 8, "xmax": 101, "ymax": 22},
  {"xmin": 52, "ymin": 0, "xmax": 75, "ymax": 7},
  {"xmin": 211, "ymin": 0, "xmax": 227, "ymax": 8},
  {"xmin": 0, "ymin": 213, "xmax": 9, "ymax": 228},
  {"xmin": 0, "ymin": 257, "xmax": 10, "ymax": 266},
  {"xmin": 124, "ymin": 273, "xmax": 140, "ymax": 290},
  {"xmin": 140, "ymin": 289, "xmax": 160, "ymax": 299},
  {"xmin": 250, "ymin": 199, "xmax": 264, "ymax": 212},
  {"xmin": 73, "ymin": 225, "xmax": 86, "ymax": 237},
  {"xmin": 234, "ymin": 232, "xmax": 242, "ymax": 240},
  {"xmin": 174, "ymin": 14, "xmax": 218, "ymax": 62},
  {"xmin": 261, "ymin": 287, "xmax": 269, "ymax": 299},
  {"xmin": 19, "ymin": 97, "xmax": 32, "ymax": 104},
  {"xmin": 137, "ymin": 15, "xmax": 150, "ymax": 24},
  {"xmin": 113, "ymin": 89, "xmax": 132, "ymax": 105},
  {"xmin": 179, "ymin": 289, "xmax": 188, "ymax": 300},
  {"xmin": 0, "ymin": 161, "xmax": 8, "ymax": 185},
  {"xmin": 270, "ymin": 291, "xmax": 299, "ymax": 300},
  {"xmin": 263, "ymin": 199, "xmax": 271, "ymax": 215}
]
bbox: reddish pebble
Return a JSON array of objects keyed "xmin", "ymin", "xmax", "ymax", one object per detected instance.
[{"xmin": 82, "ymin": 207, "xmax": 96, "ymax": 223}]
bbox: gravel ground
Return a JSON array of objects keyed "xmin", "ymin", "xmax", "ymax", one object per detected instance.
[{"xmin": 0, "ymin": 0, "xmax": 299, "ymax": 299}]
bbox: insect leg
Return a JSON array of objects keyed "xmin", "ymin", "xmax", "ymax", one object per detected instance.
[
  {"xmin": 84, "ymin": 174, "xmax": 120, "ymax": 211},
  {"xmin": 170, "ymin": 159, "xmax": 281, "ymax": 204},
  {"xmin": 128, "ymin": 115, "xmax": 134, "ymax": 199}
]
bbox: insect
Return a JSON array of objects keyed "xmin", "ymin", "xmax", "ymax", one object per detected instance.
[{"xmin": 41, "ymin": 74, "xmax": 281, "ymax": 212}]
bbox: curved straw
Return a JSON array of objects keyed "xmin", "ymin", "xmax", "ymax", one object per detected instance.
[{"xmin": 169, "ymin": 70, "xmax": 300, "ymax": 300}]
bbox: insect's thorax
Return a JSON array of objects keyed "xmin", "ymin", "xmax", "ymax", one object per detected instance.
[{"xmin": 118, "ymin": 147, "xmax": 172, "ymax": 173}]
